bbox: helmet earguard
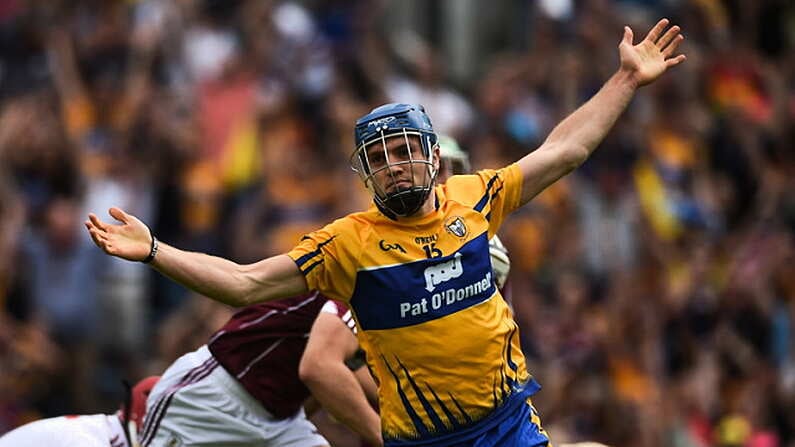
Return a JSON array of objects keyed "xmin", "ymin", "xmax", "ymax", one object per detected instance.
[{"xmin": 351, "ymin": 103, "xmax": 438, "ymax": 217}]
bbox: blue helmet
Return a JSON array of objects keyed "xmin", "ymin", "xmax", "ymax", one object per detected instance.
[{"xmin": 351, "ymin": 103, "xmax": 439, "ymax": 217}]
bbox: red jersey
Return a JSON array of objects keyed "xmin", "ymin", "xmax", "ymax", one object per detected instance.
[{"xmin": 207, "ymin": 291, "xmax": 327, "ymax": 419}]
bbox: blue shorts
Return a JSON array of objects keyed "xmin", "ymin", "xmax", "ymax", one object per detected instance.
[
  {"xmin": 472, "ymin": 399, "xmax": 550, "ymax": 447},
  {"xmin": 384, "ymin": 381, "xmax": 550, "ymax": 447}
]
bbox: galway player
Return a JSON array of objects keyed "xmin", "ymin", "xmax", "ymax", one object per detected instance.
[{"xmin": 139, "ymin": 292, "xmax": 336, "ymax": 447}]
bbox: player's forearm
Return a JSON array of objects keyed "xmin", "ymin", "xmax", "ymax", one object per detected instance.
[
  {"xmin": 302, "ymin": 365, "xmax": 382, "ymax": 446},
  {"xmin": 544, "ymin": 69, "xmax": 638, "ymax": 164},
  {"xmin": 150, "ymin": 244, "xmax": 304, "ymax": 307},
  {"xmin": 149, "ymin": 242, "xmax": 256, "ymax": 306}
]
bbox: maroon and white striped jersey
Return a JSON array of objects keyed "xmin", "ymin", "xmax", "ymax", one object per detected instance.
[{"xmin": 206, "ymin": 291, "xmax": 328, "ymax": 419}]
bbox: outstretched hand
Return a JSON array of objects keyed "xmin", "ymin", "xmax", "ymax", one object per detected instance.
[
  {"xmin": 619, "ymin": 18, "xmax": 686, "ymax": 87},
  {"xmin": 85, "ymin": 207, "xmax": 152, "ymax": 262}
]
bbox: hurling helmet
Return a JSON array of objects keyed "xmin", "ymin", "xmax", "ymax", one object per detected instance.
[{"xmin": 351, "ymin": 103, "xmax": 438, "ymax": 217}]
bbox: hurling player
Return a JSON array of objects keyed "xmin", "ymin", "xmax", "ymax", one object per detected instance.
[
  {"xmin": 138, "ymin": 290, "xmax": 375, "ymax": 447},
  {"xmin": 299, "ymin": 135, "xmax": 513, "ymax": 446}
]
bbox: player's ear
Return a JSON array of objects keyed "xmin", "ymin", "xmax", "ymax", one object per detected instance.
[{"xmin": 432, "ymin": 144, "xmax": 441, "ymax": 171}]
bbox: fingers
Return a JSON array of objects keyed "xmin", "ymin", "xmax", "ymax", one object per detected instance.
[
  {"xmin": 88, "ymin": 213, "xmax": 108, "ymax": 232},
  {"xmin": 85, "ymin": 220, "xmax": 122, "ymax": 257},
  {"xmin": 622, "ymin": 26, "xmax": 634, "ymax": 46},
  {"xmin": 662, "ymin": 34, "xmax": 685, "ymax": 58},
  {"xmin": 109, "ymin": 207, "xmax": 128, "ymax": 224},
  {"xmin": 645, "ymin": 18, "xmax": 669, "ymax": 43},
  {"xmin": 645, "ymin": 18, "xmax": 686, "ymax": 64},
  {"xmin": 85, "ymin": 221, "xmax": 109, "ymax": 248},
  {"xmin": 656, "ymin": 24, "xmax": 680, "ymax": 49},
  {"xmin": 666, "ymin": 54, "xmax": 687, "ymax": 67}
]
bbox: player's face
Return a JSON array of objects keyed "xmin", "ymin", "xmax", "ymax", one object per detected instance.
[{"xmin": 365, "ymin": 135, "xmax": 435, "ymax": 194}]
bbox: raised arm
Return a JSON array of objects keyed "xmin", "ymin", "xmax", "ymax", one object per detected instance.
[
  {"xmin": 85, "ymin": 207, "xmax": 308, "ymax": 307},
  {"xmin": 517, "ymin": 18, "xmax": 686, "ymax": 205}
]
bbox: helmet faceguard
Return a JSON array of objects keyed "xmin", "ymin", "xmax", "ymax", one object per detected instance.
[{"xmin": 351, "ymin": 103, "xmax": 438, "ymax": 217}]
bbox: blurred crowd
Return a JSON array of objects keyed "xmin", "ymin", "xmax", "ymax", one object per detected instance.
[{"xmin": 0, "ymin": 0, "xmax": 793, "ymax": 446}]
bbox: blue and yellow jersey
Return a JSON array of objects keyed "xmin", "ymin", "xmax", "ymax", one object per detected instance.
[{"xmin": 288, "ymin": 164, "xmax": 540, "ymax": 446}]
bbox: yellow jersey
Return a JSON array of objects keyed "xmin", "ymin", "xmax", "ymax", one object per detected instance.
[{"xmin": 288, "ymin": 164, "xmax": 539, "ymax": 445}]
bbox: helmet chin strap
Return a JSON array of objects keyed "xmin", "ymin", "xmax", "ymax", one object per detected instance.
[{"xmin": 378, "ymin": 186, "xmax": 431, "ymax": 217}]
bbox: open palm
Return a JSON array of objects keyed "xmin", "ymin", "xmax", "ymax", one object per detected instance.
[
  {"xmin": 620, "ymin": 19, "xmax": 686, "ymax": 87},
  {"xmin": 85, "ymin": 207, "xmax": 152, "ymax": 262}
]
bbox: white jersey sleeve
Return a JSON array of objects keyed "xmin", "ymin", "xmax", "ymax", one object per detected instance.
[{"xmin": 0, "ymin": 414, "xmax": 127, "ymax": 447}]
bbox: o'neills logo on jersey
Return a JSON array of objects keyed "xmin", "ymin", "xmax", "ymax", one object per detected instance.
[
  {"xmin": 445, "ymin": 216, "xmax": 468, "ymax": 238},
  {"xmin": 379, "ymin": 239, "xmax": 406, "ymax": 253},
  {"xmin": 424, "ymin": 253, "xmax": 463, "ymax": 292}
]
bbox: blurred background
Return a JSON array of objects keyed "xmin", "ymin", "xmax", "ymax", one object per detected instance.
[{"xmin": 0, "ymin": 0, "xmax": 793, "ymax": 446}]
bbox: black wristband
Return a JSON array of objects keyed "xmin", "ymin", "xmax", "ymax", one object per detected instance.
[{"xmin": 142, "ymin": 225, "xmax": 158, "ymax": 264}]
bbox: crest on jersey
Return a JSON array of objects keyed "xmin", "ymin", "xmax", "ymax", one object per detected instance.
[{"xmin": 445, "ymin": 216, "xmax": 468, "ymax": 238}]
